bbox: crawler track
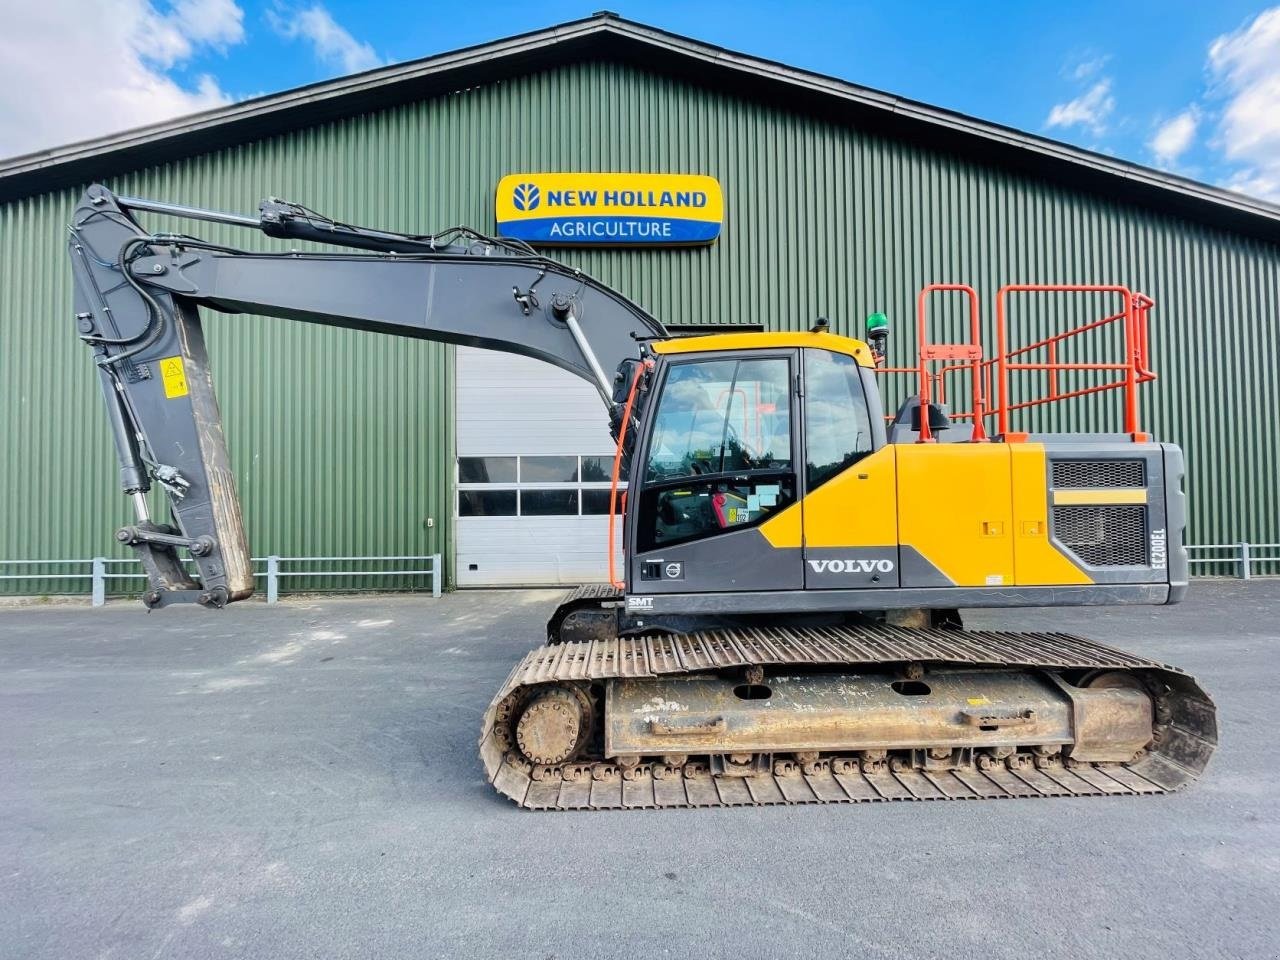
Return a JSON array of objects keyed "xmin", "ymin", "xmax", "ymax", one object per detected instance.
[{"xmin": 479, "ymin": 623, "xmax": 1216, "ymax": 810}]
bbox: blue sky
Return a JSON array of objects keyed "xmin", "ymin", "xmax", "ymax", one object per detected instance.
[{"xmin": 3, "ymin": 2, "xmax": 1279, "ymax": 202}]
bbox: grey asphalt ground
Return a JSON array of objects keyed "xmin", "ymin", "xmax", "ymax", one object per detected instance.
[{"xmin": 2, "ymin": 583, "xmax": 1277, "ymax": 960}]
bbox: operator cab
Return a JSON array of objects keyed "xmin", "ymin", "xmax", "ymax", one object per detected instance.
[{"xmin": 623, "ymin": 330, "xmax": 886, "ymax": 594}]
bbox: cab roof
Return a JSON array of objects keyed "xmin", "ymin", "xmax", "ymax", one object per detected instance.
[{"xmin": 652, "ymin": 330, "xmax": 876, "ymax": 367}]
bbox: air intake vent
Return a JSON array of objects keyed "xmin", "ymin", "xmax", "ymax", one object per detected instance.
[
  {"xmin": 1053, "ymin": 505, "xmax": 1147, "ymax": 566},
  {"xmin": 1052, "ymin": 459, "xmax": 1145, "ymax": 488}
]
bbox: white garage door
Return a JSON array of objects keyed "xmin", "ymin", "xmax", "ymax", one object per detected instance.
[{"xmin": 455, "ymin": 347, "xmax": 624, "ymax": 586}]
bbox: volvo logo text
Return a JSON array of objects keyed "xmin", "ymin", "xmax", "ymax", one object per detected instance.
[{"xmin": 807, "ymin": 558, "xmax": 895, "ymax": 574}]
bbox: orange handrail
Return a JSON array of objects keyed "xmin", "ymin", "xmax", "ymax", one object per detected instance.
[
  {"xmin": 915, "ymin": 284, "xmax": 987, "ymax": 442},
  {"xmin": 875, "ymin": 282, "xmax": 1157, "ymax": 442},
  {"xmin": 608, "ymin": 359, "xmax": 651, "ymax": 589},
  {"xmin": 994, "ymin": 284, "xmax": 1153, "ymax": 439}
]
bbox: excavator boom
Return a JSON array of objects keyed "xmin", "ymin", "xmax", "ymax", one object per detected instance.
[{"xmin": 68, "ymin": 185, "xmax": 665, "ymax": 606}]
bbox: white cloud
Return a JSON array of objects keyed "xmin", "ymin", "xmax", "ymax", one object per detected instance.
[
  {"xmin": 1206, "ymin": 7, "xmax": 1280, "ymax": 202},
  {"xmin": 1150, "ymin": 109, "xmax": 1198, "ymax": 167},
  {"xmin": 0, "ymin": 0, "xmax": 245, "ymax": 160},
  {"xmin": 1046, "ymin": 79, "xmax": 1116, "ymax": 135},
  {"xmin": 1069, "ymin": 54, "xmax": 1110, "ymax": 81},
  {"xmin": 172, "ymin": 0, "xmax": 246, "ymax": 48},
  {"xmin": 1224, "ymin": 168, "xmax": 1280, "ymax": 200},
  {"xmin": 267, "ymin": 3, "xmax": 382, "ymax": 74}
]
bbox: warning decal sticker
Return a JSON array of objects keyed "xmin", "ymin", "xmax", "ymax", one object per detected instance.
[{"xmin": 159, "ymin": 356, "xmax": 188, "ymax": 398}]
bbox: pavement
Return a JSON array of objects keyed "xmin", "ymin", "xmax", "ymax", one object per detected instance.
[{"xmin": 1, "ymin": 582, "xmax": 1277, "ymax": 960}]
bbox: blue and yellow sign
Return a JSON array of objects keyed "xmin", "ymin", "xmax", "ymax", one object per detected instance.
[{"xmin": 495, "ymin": 173, "xmax": 723, "ymax": 245}]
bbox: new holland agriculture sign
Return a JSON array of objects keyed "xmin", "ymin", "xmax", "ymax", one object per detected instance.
[{"xmin": 495, "ymin": 173, "xmax": 723, "ymax": 245}]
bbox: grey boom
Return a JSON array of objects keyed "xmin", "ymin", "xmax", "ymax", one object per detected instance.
[{"xmin": 68, "ymin": 185, "xmax": 666, "ymax": 607}]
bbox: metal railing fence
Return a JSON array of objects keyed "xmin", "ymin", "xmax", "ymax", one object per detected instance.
[
  {"xmin": 1185, "ymin": 543, "xmax": 1280, "ymax": 581},
  {"xmin": 0, "ymin": 554, "xmax": 442, "ymax": 606},
  {"xmin": 3, "ymin": 545, "xmax": 1277, "ymax": 605}
]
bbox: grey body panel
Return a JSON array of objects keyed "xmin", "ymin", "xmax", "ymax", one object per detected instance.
[
  {"xmin": 625, "ymin": 582, "xmax": 1171, "ymax": 616},
  {"xmin": 1161, "ymin": 443, "xmax": 1190, "ymax": 601},
  {"xmin": 1041, "ymin": 441, "xmax": 1174, "ymax": 587},
  {"xmin": 897, "ymin": 545, "xmax": 955, "ymax": 587},
  {"xmin": 633, "ymin": 529, "xmax": 803, "ymax": 593},
  {"xmin": 802, "ymin": 546, "xmax": 900, "ymax": 589}
]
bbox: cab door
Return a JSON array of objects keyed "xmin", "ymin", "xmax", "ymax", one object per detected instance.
[
  {"xmin": 798, "ymin": 347, "xmax": 900, "ymax": 589},
  {"xmin": 629, "ymin": 350, "xmax": 804, "ymax": 594}
]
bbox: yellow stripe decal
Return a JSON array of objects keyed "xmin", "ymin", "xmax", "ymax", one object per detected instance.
[
  {"xmin": 654, "ymin": 331, "xmax": 874, "ymax": 366},
  {"xmin": 1052, "ymin": 488, "xmax": 1148, "ymax": 505}
]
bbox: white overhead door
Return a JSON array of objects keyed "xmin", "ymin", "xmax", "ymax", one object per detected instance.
[{"xmin": 455, "ymin": 347, "xmax": 624, "ymax": 586}]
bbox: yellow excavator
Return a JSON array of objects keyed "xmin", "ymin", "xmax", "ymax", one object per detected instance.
[{"xmin": 67, "ymin": 185, "xmax": 1215, "ymax": 809}]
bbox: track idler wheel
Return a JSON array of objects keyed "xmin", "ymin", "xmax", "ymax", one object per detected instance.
[{"xmin": 514, "ymin": 686, "xmax": 591, "ymax": 766}]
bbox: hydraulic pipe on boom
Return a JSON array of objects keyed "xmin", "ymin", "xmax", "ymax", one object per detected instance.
[{"xmin": 68, "ymin": 185, "xmax": 666, "ymax": 608}]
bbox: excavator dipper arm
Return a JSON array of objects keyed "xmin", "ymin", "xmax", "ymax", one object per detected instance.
[{"xmin": 67, "ymin": 184, "xmax": 666, "ymax": 607}]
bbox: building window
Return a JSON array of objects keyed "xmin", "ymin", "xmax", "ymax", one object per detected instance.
[
  {"xmin": 458, "ymin": 490, "xmax": 518, "ymax": 516},
  {"xmin": 580, "ymin": 456, "xmax": 622, "ymax": 483},
  {"xmin": 521, "ymin": 456, "xmax": 579, "ymax": 483},
  {"xmin": 582, "ymin": 489, "xmax": 625, "ymax": 515},
  {"xmin": 458, "ymin": 456, "xmax": 517, "ymax": 484},
  {"xmin": 457, "ymin": 455, "xmax": 627, "ymax": 517},
  {"xmin": 521, "ymin": 490, "xmax": 580, "ymax": 515}
]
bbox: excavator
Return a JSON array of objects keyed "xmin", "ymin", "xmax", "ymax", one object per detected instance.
[{"xmin": 67, "ymin": 184, "xmax": 1216, "ymax": 809}]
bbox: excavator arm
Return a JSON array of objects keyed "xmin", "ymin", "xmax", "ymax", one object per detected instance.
[{"xmin": 67, "ymin": 184, "xmax": 667, "ymax": 607}]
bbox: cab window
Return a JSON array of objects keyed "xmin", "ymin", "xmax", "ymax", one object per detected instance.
[
  {"xmin": 645, "ymin": 357, "xmax": 792, "ymax": 482},
  {"xmin": 640, "ymin": 355, "xmax": 795, "ymax": 551},
  {"xmin": 803, "ymin": 348, "xmax": 874, "ymax": 489}
]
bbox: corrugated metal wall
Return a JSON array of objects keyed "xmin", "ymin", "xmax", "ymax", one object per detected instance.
[{"xmin": 2, "ymin": 58, "xmax": 1278, "ymax": 593}]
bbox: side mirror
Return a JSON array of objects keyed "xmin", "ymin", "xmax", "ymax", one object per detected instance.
[{"xmin": 865, "ymin": 312, "xmax": 890, "ymax": 363}]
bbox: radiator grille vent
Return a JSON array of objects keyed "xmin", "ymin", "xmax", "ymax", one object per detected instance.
[
  {"xmin": 1052, "ymin": 459, "xmax": 1146, "ymax": 488},
  {"xmin": 1053, "ymin": 505, "xmax": 1148, "ymax": 566}
]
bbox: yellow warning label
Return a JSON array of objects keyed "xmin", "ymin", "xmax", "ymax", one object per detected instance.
[
  {"xmin": 966, "ymin": 696, "xmax": 990, "ymax": 706},
  {"xmin": 159, "ymin": 356, "xmax": 188, "ymax": 398}
]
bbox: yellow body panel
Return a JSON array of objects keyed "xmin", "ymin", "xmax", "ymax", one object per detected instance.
[
  {"xmin": 653, "ymin": 331, "xmax": 875, "ymax": 367},
  {"xmin": 762, "ymin": 442, "xmax": 1096, "ymax": 588},
  {"xmin": 1053, "ymin": 488, "xmax": 1148, "ymax": 505},
  {"xmin": 758, "ymin": 498, "xmax": 804, "ymax": 549},
  {"xmin": 800, "ymin": 446, "xmax": 898, "ymax": 548},
  {"xmin": 895, "ymin": 444, "xmax": 1015, "ymax": 587},
  {"xmin": 1011, "ymin": 445, "xmax": 1094, "ymax": 585}
]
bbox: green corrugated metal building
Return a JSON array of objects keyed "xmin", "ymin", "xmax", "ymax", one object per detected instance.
[{"xmin": 2, "ymin": 12, "xmax": 1278, "ymax": 594}]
